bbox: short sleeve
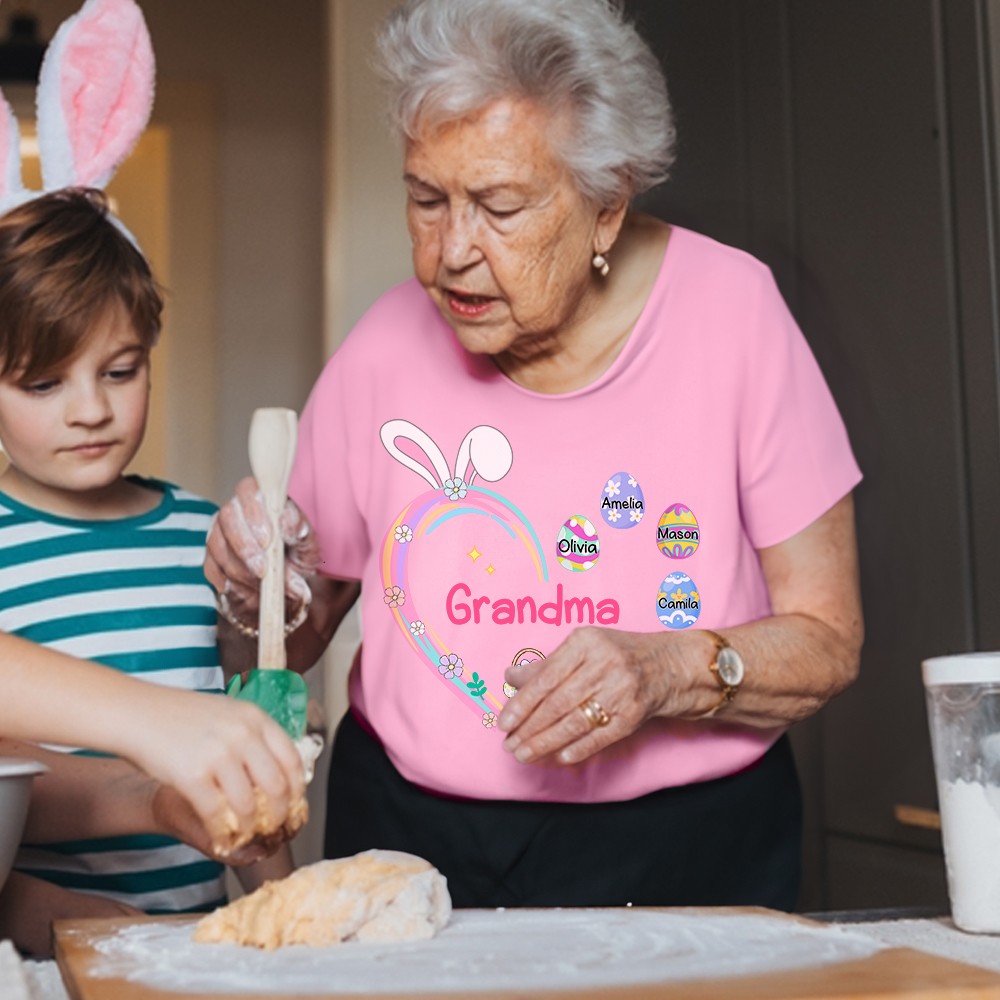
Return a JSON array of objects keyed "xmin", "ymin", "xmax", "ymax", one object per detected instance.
[
  {"xmin": 738, "ymin": 270, "xmax": 861, "ymax": 549},
  {"xmin": 288, "ymin": 352, "xmax": 368, "ymax": 581}
]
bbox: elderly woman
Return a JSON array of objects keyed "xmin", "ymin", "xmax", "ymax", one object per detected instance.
[{"xmin": 208, "ymin": 0, "xmax": 862, "ymax": 911}]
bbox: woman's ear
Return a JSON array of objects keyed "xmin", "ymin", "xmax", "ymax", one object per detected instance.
[{"xmin": 595, "ymin": 197, "xmax": 629, "ymax": 255}]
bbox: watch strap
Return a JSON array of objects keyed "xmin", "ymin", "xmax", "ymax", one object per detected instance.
[{"xmin": 692, "ymin": 628, "xmax": 740, "ymax": 720}]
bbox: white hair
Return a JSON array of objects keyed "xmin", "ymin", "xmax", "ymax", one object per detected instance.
[{"xmin": 375, "ymin": 0, "xmax": 676, "ymax": 208}]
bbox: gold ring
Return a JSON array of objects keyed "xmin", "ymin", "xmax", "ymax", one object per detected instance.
[{"xmin": 579, "ymin": 697, "xmax": 611, "ymax": 730}]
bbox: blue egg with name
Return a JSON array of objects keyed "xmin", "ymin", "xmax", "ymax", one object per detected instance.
[
  {"xmin": 656, "ymin": 572, "xmax": 702, "ymax": 630},
  {"xmin": 599, "ymin": 472, "xmax": 645, "ymax": 529}
]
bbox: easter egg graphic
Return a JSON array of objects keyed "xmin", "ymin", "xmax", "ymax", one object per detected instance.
[
  {"xmin": 657, "ymin": 503, "xmax": 700, "ymax": 558},
  {"xmin": 556, "ymin": 515, "xmax": 600, "ymax": 571},
  {"xmin": 656, "ymin": 572, "xmax": 701, "ymax": 629},
  {"xmin": 599, "ymin": 472, "xmax": 645, "ymax": 529}
]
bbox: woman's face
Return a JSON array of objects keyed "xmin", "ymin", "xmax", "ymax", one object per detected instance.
[{"xmin": 405, "ymin": 98, "xmax": 622, "ymax": 360}]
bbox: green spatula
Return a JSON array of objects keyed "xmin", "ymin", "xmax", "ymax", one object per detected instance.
[{"xmin": 226, "ymin": 407, "xmax": 308, "ymax": 740}]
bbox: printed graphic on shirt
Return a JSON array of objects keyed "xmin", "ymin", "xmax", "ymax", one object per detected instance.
[
  {"xmin": 656, "ymin": 503, "xmax": 700, "ymax": 558},
  {"xmin": 504, "ymin": 647, "xmax": 546, "ymax": 698},
  {"xmin": 600, "ymin": 472, "xmax": 645, "ymax": 528},
  {"xmin": 556, "ymin": 515, "xmax": 600, "ymax": 571},
  {"xmin": 656, "ymin": 571, "xmax": 701, "ymax": 629},
  {"xmin": 380, "ymin": 420, "xmax": 548, "ymax": 729}
]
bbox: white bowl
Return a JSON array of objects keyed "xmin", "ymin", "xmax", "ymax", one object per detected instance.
[{"xmin": 0, "ymin": 758, "xmax": 47, "ymax": 895}]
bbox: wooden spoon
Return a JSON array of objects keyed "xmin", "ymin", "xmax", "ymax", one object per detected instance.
[
  {"xmin": 226, "ymin": 407, "xmax": 309, "ymax": 739},
  {"xmin": 248, "ymin": 407, "xmax": 298, "ymax": 671}
]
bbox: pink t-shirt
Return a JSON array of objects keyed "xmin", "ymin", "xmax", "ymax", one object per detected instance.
[{"xmin": 290, "ymin": 226, "xmax": 861, "ymax": 803}]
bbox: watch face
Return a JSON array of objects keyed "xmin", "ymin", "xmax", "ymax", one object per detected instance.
[{"xmin": 717, "ymin": 647, "xmax": 744, "ymax": 686}]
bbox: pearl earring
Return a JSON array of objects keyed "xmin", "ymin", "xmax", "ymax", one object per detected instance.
[{"xmin": 592, "ymin": 252, "xmax": 610, "ymax": 277}]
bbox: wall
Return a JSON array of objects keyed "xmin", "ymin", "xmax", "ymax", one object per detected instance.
[{"xmin": 326, "ymin": 0, "xmax": 413, "ymax": 352}]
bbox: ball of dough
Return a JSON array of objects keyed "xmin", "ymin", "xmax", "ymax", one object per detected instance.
[{"xmin": 194, "ymin": 849, "xmax": 451, "ymax": 950}]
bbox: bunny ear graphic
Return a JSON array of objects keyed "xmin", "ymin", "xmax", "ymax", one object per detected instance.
[
  {"xmin": 36, "ymin": 0, "xmax": 154, "ymax": 191},
  {"xmin": 380, "ymin": 419, "xmax": 452, "ymax": 490},
  {"xmin": 454, "ymin": 426, "xmax": 513, "ymax": 486},
  {"xmin": 0, "ymin": 93, "xmax": 25, "ymax": 207}
]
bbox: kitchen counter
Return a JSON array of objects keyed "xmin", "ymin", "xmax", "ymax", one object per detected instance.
[
  {"xmin": 836, "ymin": 916, "xmax": 1000, "ymax": 975},
  {"xmin": 803, "ymin": 907, "xmax": 1000, "ymax": 975},
  {"xmin": 13, "ymin": 911, "xmax": 1000, "ymax": 999}
]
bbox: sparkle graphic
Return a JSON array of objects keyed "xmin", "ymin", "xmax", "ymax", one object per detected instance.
[
  {"xmin": 486, "ymin": 564, "xmax": 496, "ymax": 575},
  {"xmin": 468, "ymin": 546, "xmax": 481, "ymax": 562}
]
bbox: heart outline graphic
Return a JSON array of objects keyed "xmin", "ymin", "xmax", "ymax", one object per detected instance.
[{"xmin": 379, "ymin": 419, "xmax": 548, "ymax": 729}]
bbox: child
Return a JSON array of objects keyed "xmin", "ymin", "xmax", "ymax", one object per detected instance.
[{"xmin": 0, "ymin": 188, "xmax": 297, "ymax": 954}]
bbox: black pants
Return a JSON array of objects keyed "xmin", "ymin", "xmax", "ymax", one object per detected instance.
[{"xmin": 325, "ymin": 710, "xmax": 802, "ymax": 910}]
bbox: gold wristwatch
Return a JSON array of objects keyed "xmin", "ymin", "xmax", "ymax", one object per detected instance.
[{"xmin": 693, "ymin": 629, "xmax": 744, "ymax": 719}]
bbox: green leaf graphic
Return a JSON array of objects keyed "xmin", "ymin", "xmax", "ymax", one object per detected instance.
[{"xmin": 466, "ymin": 671, "xmax": 487, "ymax": 698}]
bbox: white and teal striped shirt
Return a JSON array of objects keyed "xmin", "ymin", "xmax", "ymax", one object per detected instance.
[{"xmin": 6, "ymin": 478, "xmax": 226, "ymax": 914}]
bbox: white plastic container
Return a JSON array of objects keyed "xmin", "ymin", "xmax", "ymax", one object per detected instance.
[{"xmin": 923, "ymin": 652, "xmax": 1000, "ymax": 932}]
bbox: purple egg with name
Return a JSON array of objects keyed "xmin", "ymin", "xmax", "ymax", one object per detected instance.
[{"xmin": 599, "ymin": 472, "xmax": 645, "ymax": 529}]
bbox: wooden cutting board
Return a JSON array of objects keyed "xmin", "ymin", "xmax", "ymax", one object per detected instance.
[{"xmin": 54, "ymin": 907, "xmax": 1000, "ymax": 1000}]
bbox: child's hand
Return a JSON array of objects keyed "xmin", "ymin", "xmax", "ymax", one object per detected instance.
[
  {"xmin": 151, "ymin": 783, "xmax": 294, "ymax": 865},
  {"xmin": 125, "ymin": 689, "xmax": 306, "ymax": 853},
  {"xmin": 205, "ymin": 476, "xmax": 321, "ymax": 631}
]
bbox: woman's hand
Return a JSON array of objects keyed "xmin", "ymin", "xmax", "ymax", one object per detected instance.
[
  {"xmin": 204, "ymin": 476, "xmax": 321, "ymax": 624},
  {"xmin": 205, "ymin": 476, "xmax": 361, "ymax": 677},
  {"xmin": 498, "ymin": 627, "xmax": 680, "ymax": 766}
]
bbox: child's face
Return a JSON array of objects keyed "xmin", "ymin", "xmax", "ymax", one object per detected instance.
[{"xmin": 0, "ymin": 303, "xmax": 150, "ymax": 512}]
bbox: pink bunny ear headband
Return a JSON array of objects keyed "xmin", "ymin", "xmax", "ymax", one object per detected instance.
[{"xmin": 0, "ymin": 0, "xmax": 154, "ymax": 235}]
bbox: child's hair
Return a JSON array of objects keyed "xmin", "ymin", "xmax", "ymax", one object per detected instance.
[{"xmin": 0, "ymin": 188, "xmax": 162, "ymax": 383}]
